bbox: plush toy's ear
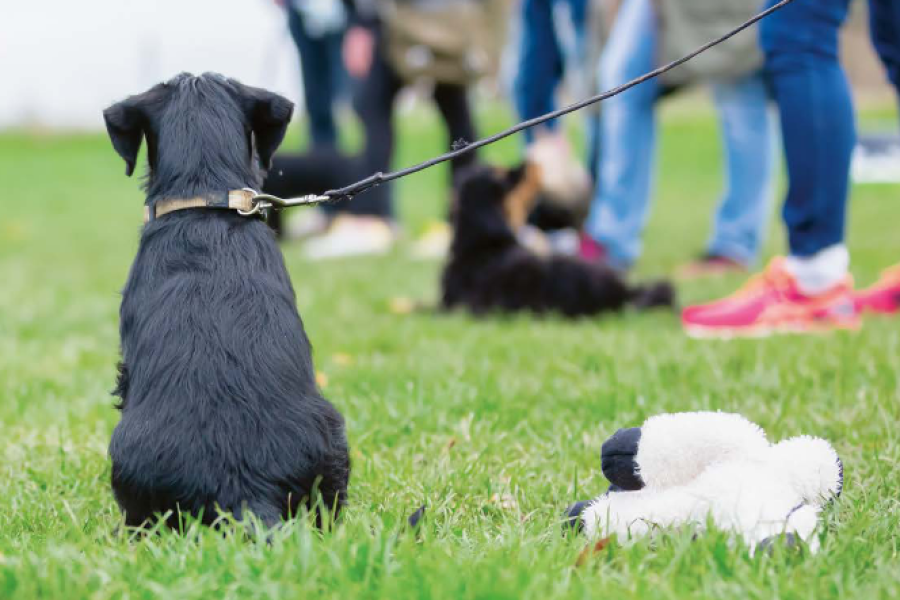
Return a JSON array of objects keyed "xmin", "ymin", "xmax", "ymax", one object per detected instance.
[
  {"xmin": 233, "ymin": 82, "xmax": 294, "ymax": 170},
  {"xmin": 506, "ymin": 163, "xmax": 527, "ymax": 187},
  {"xmin": 601, "ymin": 427, "xmax": 644, "ymax": 491}
]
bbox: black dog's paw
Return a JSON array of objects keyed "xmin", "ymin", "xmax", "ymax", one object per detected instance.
[{"xmin": 601, "ymin": 427, "xmax": 645, "ymax": 491}]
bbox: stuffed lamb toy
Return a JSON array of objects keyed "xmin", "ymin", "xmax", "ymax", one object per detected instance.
[{"xmin": 568, "ymin": 412, "xmax": 843, "ymax": 553}]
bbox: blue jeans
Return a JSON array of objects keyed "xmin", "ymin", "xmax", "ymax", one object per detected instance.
[
  {"xmin": 583, "ymin": 0, "xmax": 774, "ymax": 268},
  {"xmin": 287, "ymin": 7, "xmax": 346, "ymax": 148},
  {"xmin": 760, "ymin": 0, "xmax": 899, "ymax": 257},
  {"xmin": 870, "ymin": 0, "xmax": 900, "ymax": 93},
  {"xmin": 514, "ymin": 0, "xmax": 600, "ymax": 169}
]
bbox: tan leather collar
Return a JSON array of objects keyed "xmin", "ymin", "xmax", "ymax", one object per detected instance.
[{"xmin": 143, "ymin": 189, "xmax": 258, "ymax": 224}]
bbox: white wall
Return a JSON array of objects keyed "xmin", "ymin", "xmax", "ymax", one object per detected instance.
[{"xmin": 0, "ymin": 0, "xmax": 304, "ymax": 129}]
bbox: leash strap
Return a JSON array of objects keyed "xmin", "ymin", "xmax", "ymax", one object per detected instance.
[
  {"xmin": 317, "ymin": 0, "xmax": 796, "ymax": 204},
  {"xmin": 143, "ymin": 189, "xmax": 257, "ymax": 224},
  {"xmin": 143, "ymin": 0, "xmax": 795, "ymax": 220}
]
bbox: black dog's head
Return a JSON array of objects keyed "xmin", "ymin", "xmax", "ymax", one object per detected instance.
[
  {"xmin": 103, "ymin": 72, "xmax": 294, "ymax": 201},
  {"xmin": 453, "ymin": 162, "xmax": 543, "ymax": 241}
]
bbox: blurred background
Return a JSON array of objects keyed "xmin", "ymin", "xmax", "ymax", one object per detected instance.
[
  {"xmin": 0, "ymin": 1, "xmax": 895, "ymax": 126},
  {"xmin": 1, "ymin": 0, "xmax": 300, "ymax": 128}
]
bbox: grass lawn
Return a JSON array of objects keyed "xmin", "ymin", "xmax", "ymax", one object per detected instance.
[{"xmin": 1, "ymin": 100, "xmax": 899, "ymax": 599}]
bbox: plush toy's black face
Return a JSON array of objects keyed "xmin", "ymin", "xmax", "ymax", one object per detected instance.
[
  {"xmin": 601, "ymin": 427, "xmax": 645, "ymax": 491},
  {"xmin": 102, "ymin": 72, "xmax": 294, "ymax": 196}
]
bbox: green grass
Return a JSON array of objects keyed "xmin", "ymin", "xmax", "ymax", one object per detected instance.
[{"xmin": 2, "ymin": 100, "xmax": 900, "ymax": 599}]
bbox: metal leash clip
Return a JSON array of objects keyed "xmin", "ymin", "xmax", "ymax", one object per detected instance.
[{"xmin": 238, "ymin": 188, "xmax": 332, "ymax": 216}]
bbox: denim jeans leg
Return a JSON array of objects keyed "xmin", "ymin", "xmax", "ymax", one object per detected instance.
[
  {"xmin": 288, "ymin": 8, "xmax": 339, "ymax": 147},
  {"xmin": 869, "ymin": 0, "xmax": 900, "ymax": 95},
  {"xmin": 583, "ymin": 0, "xmax": 658, "ymax": 268},
  {"xmin": 514, "ymin": 0, "xmax": 564, "ymax": 141},
  {"xmin": 760, "ymin": 0, "xmax": 855, "ymax": 257},
  {"xmin": 706, "ymin": 73, "xmax": 775, "ymax": 266}
]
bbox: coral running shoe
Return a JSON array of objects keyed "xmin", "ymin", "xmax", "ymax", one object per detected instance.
[
  {"xmin": 682, "ymin": 257, "xmax": 860, "ymax": 338},
  {"xmin": 855, "ymin": 264, "xmax": 900, "ymax": 315}
]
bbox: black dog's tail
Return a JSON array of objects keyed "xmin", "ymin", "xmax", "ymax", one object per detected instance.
[{"xmin": 628, "ymin": 280, "xmax": 676, "ymax": 310}]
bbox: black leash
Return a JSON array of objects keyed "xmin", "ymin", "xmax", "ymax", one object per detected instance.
[{"xmin": 260, "ymin": 0, "xmax": 795, "ymax": 209}]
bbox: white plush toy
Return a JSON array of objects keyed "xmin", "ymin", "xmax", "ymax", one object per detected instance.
[{"xmin": 569, "ymin": 412, "xmax": 843, "ymax": 553}]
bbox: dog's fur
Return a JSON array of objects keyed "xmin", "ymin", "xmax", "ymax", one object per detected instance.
[
  {"xmin": 103, "ymin": 73, "xmax": 349, "ymax": 529},
  {"xmin": 442, "ymin": 163, "xmax": 674, "ymax": 317}
]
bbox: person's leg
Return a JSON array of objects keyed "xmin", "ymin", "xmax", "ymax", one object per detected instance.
[
  {"xmin": 705, "ymin": 73, "xmax": 775, "ymax": 266},
  {"xmin": 432, "ymin": 83, "xmax": 478, "ymax": 183},
  {"xmin": 563, "ymin": 0, "xmax": 602, "ymax": 183},
  {"xmin": 582, "ymin": 0, "xmax": 659, "ymax": 269},
  {"xmin": 287, "ymin": 8, "xmax": 339, "ymax": 147},
  {"xmin": 514, "ymin": 0, "xmax": 564, "ymax": 140},
  {"xmin": 347, "ymin": 38, "xmax": 402, "ymax": 218},
  {"xmin": 682, "ymin": 0, "xmax": 858, "ymax": 337},
  {"xmin": 559, "ymin": 0, "xmax": 590, "ymax": 86},
  {"xmin": 324, "ymin": 29, "xmax": 348, "ymax": 114},
  {"xmin": 760, "ymin": 0, "xmax": 855, "ymax": 273},
  {"xmin": 868, "ymin": 0, "xmax": 900, "ymax": 99}
]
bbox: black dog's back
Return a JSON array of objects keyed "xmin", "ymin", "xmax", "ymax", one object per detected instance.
[
  {"xmin": 442, "ymin": 164, "xmax": 675, "ymax": 317},
  {"xmin": 111, "ymin": 212, "xmax": 349, "ymax": 527},
  {"xmin": 104, "ymin": 73, "xmax": 349, "ymax": 529}
]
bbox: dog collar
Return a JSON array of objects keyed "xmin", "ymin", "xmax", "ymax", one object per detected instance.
[{"xmin": 143, "ymin": 189, "xmax": 260, "ymax": 224}]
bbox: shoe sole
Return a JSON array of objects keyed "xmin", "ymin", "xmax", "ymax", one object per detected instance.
[{"xmin": 684, "ymin": 317, "xmax": 861, "ymax": 340}]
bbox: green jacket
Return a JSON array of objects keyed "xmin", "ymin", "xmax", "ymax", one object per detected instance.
[{"xmin": 657, "ymin": 0, "xmax": 764, "ymax": 86}]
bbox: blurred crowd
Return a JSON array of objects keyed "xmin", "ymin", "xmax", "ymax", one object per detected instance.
[{"xmin": 268, "ymin": 0, "xmax": 900, "ymax": 336}]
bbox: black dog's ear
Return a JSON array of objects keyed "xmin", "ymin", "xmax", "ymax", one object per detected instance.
[
  {"xmin": 103, "ymin": 99, "xmax": 145, "ymax": 177},
  {"xmin": 234, "ymin": 83, "xmax": 294, "ymax": 170},
  {"xmin": 506, "ymin": 163, "xmax": 527, "ymax": 187},
  {"xmin": 103, "ymin": 85, "xmax": 169, "ymax": 177}
]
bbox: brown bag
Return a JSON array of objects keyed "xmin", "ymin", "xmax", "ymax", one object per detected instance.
[{"xmin": 383, "ymin": 0, "xmax": 506, "ymax": 85}]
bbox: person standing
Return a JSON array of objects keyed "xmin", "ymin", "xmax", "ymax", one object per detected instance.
[
  {"xmin": 284, "ymin": 0, "xmax": 348, "ymax": 147},
  {"xmin": 682, "ymin": 0, "xmax": 900, "ymax": 337},
  {"xmin": 514, "ymin": 0, "xmax": 601, "ymax": 165},
  {"xmin": 580, "ymin": 0, "xmax": 775, "ymax": 276},
  {"xmin": 297, "ymin": 0, "xmax": 501, "ymax": 259}
]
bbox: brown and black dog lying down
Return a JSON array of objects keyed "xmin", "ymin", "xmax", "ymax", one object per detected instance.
[{"xmin": 441, "ymin": 163, "xmax": 675, "ymax": 317}]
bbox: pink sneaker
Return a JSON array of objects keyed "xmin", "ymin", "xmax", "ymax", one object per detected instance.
[
  {"xmin": 855, "ymin": 264, "xmax": 900, "ymax": 315},
  {"xmin": 682, "ymin": 258, "xmax": 860, "ymax": 338}
]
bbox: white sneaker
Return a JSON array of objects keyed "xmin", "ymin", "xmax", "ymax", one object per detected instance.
[
  {"xmin": 301, "ymin": 215, "xmax": 396, "ymax": 260},
  {"xmin": 280, "ymin": 206, "xmax": 330, "ymax": 241}
]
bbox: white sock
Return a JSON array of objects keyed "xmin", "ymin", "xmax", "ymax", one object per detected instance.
[{"xmin": 785, "ymin": 244, "xmax": 850, "ymax": 295}]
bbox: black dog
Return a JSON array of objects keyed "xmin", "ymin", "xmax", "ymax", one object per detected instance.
[
  {"xmin": 103, "ymin": 73, "xmax": 349, "ymax": 529},
  {"xmin": 442, "ymin": 163, "xmax": 674, "ymax": 317}
]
